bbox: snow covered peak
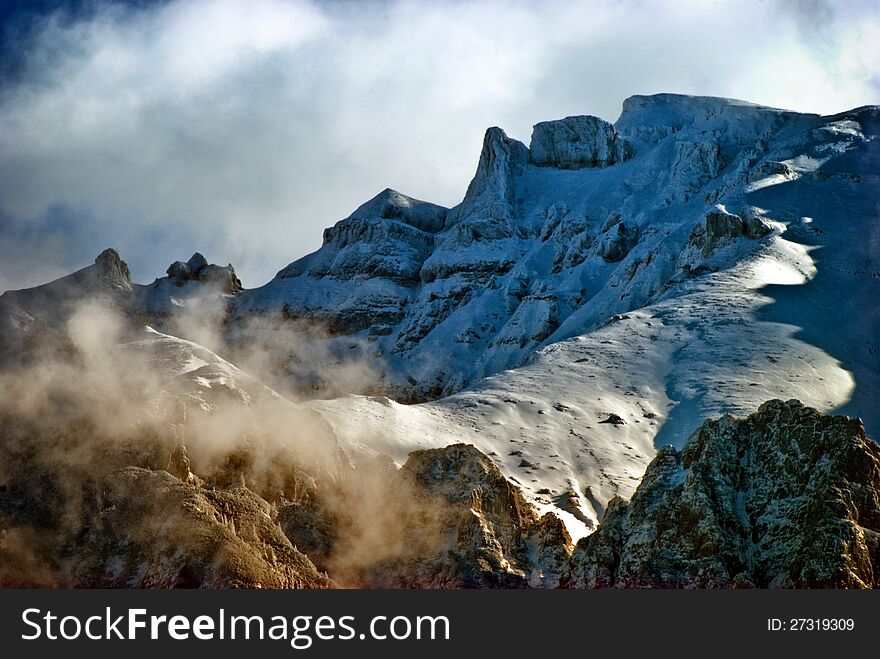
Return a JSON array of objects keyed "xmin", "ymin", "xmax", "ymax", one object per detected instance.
[
  {"xmin": 1, "ymin": 246, "xmax": 132, "ymax": 307},
  {"xmin": 615, "ymin": 93, "xmax": 816, "ymax": 146},
  {"xmin": 347, "ymin": 188, "xmax": 447, "ymax": 233},
  {"xmin": 617, "ymin": 92, "xmax": 798, "ymax": 123}
]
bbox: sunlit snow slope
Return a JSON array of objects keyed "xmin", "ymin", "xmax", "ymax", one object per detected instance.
[{"xmin": 289, "ymin": 95, "xmax": 879, "ymax": 537}]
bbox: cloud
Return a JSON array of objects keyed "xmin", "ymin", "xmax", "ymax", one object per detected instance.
[{"xmin": 0, "ymin": 0, "xmax": 878, "ymax": 290}]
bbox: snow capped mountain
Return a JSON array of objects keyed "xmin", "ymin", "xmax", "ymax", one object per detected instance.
[
  {"xmin": 223, "ymin": 94, "xmax": 879, "ymax": 536},
  {"xmin": 1, "ymin": 93, "xmax": 877, "ymax": 557}
]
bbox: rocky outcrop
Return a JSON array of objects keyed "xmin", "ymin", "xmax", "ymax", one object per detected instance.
[
  {"xmin": 0, "ymin": 423, "xmax": 336, "ymax": 588},
  {"xmin": 66, "ymin": 468, "xmax": 333, "ymax": 588},
  {"xmin": 563, "ymin": 400, "xmax": 880, "ymax": 588},
  {"xmin": 686, "ymin": 205, "xmax": 772, "ymax": 259},
  {"xmin": 747, "ymin": 159, "xmax": 795, "ymax": 183},
  {"xmin": 597, "ymin": 216, "xmax": 639, "ymax": 262},
  {"xmin": 94, "ymin": 248, "xmax": 133, "ymax": 289},
  {"xmin": 704, "ymin": 206, "xmax": 771, "ymax": 240},
  {"xmin": 166, "ymin": 252, "xmax": 242, "ymax": 293},
  {"xmin": 419, "ymin": 127, "xmax": 528, "ymax": 284},
  {"xmin": 670, "ymin": 137, "xmax": 724, "ymax": 200},
  {"xmin": 530, "ymin": 115, "xmax": 633, "ymax": 169},
  {"xmin": 351, "ymin": 444, "xmax": 571, "ymax": 588}
]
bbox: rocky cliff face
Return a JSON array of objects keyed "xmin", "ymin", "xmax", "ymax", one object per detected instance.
[
  {"xmin": 0, "ymin": 411, "xmax": 336, "ymax": 588},
  {"xmin": 365, "ymin": 443, "xmax": 571, "ymax": 588},
  {"xmin": 563, "ymin": 400, "xmax": 880, "ymax": 588}
]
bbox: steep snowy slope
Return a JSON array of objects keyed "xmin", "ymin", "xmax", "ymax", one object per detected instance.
[{"xmin": 0, "ymin": 248, "xmax": 133, "ymax": 363}]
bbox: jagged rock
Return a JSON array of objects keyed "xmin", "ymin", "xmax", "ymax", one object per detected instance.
[
  {"xmin": 186, "ymin": 252, "xmax": 209, "ymax": 277},
  {"xmin": 529, "ymin": 512, "xmax": 573, "ymax": 587},
  {"xmin": 166, "ymin": 260, "xmax": 190, "ymax": 282},
  {"xmin": 563, "ymin": 400, "xmax": 880, "ymax": 588},
  {"xmin": 0, "ymin": 431, "xmax": 336, "ymax": 588},
  {"xmin": 597, "ymin": 219, "xmax": 639, "ymax": 262},
  {"xmin": 164, "ymin": 253, "xmax": 240, "ymax": 293},
  {"xmin": 530, "ymin": 115, "xmax": 633, "ymax": 169},
  {"xmin": 704, "ymin": 205, "xmax": 772, "ymax": 242},
  {"xmin": 94, "ymin": 248, "xmax": 132, "ymax": 286},
  {"xmin": 278, "ymin": 501, "xmax": 337, "ymax": 571},
  {"xmin": 547, "ymin": 211, "xmax": 595, "ymax": 272},
  {"xmin": 747, "ymin": 160, "xmax": 795, "ymax": 183},
  {"xmin": 67, "ymin": 468, "xmax": 333, "ymax": 588},
  {"xmin": 598, "ymin": 414, "xmax": 626, "ymax": 425},
  {"xmin": 355, "ymin": 444, "xmax": 570, "ymax": 588},
  {"xmin": 199, "ymin": 263, "xmax": 242, "ymax": 293},
  {"xmin": 670, "ymin": 137, "xmax": 724, "ymax": 200},
  {"xmin": 445, "ymin": 126, "xmax": 529, "ymax": 227},
  {"xmin": 418, "ymin": 127, "xmax": 527, "ymax": 284}
]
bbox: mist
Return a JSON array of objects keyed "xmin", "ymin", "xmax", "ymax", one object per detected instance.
[
  {"xmin": 1, "ymin": 0, "xmax": 878, "ymax": 292},
  {"xmin": 0, "ymin": 277, "xmax": 471, "ymax": 586}
]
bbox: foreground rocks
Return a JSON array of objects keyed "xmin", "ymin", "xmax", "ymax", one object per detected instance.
[
  {"xmin": 0, "ymin": 416, "xmax": 334, "ymax": 588},
  {"xmin": 295, "ymin": 444, "xmax": 571, "ymax": 589},
  {"xmin": 563, "ymin": 400, "xmax": 880, "ymax": 588},
  {"xmin": 2, "ymin": 397, "xmax": 878, "ymax": 589}
]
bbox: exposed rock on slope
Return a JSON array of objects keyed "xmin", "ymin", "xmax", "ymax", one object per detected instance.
[
  {"xmin": 133, "ymin": 252, "xmax": 243, "ymax": 322},
  {"xmin": 0, "ymin": 321, "xmax": 341, "ymax": 588},
  {"xmin": 0, "ymin": 420, "xmax": 335, "ymax": 588},
  {"xmin": 165, "ymin": 252, "xmax": 242, "ymax": 293},
  {"xmin": 329, "ymin": 444, "xmax": 571, "ymax": 588},
  {"xmin": 563, "ymin": 400, "xmax": 880, "ymax": 588},
  {"xmin": 67, "ymin": 468, "xmax": 334, "ymax": 588}
]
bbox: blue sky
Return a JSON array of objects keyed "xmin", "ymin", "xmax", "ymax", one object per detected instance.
[{"xmin": 1, "ymin": 0, "xmax": 878, "ymax": 291}]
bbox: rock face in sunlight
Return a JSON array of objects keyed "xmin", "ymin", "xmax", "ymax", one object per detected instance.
[
  {"xmin": 67, "ymin": 468, "xmax": 334, "ymax": 588},
  {"xmin": 351, "ymin": 444, "xmax": 571, "ymax": 588},
  {"xmin": 563, "ymin": 401, "xmax": 880, "ymax": 588},
  {"xmin": 0, "ymin": 413, "xmax": 336, "ymax": 588}
]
